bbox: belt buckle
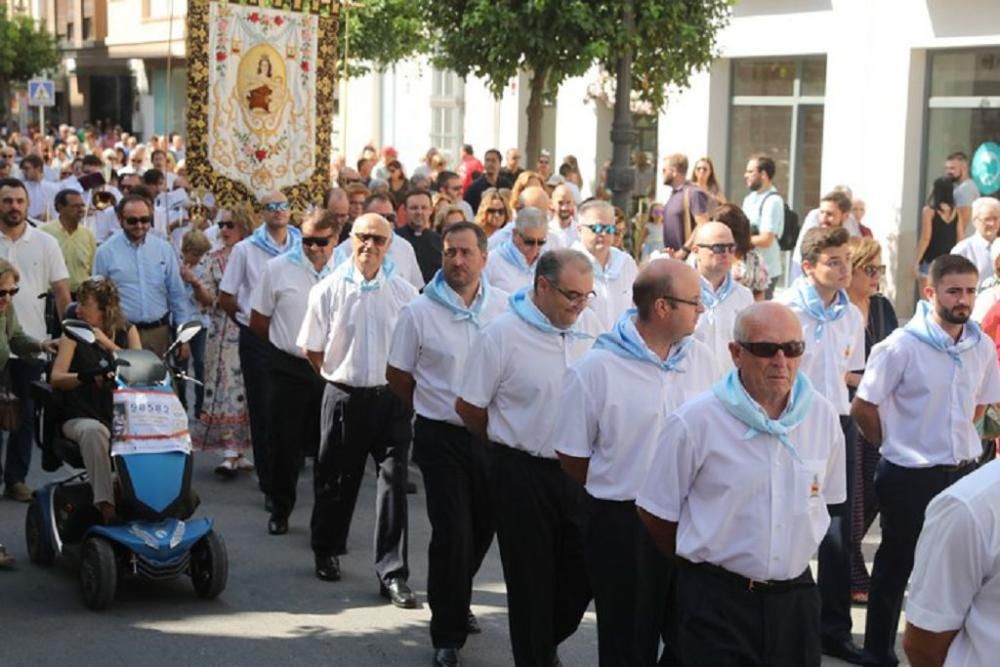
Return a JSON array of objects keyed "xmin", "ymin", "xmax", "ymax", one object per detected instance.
[{"xmin": 748, "ymin": 579, "xmax": 762, "ymax": 592}]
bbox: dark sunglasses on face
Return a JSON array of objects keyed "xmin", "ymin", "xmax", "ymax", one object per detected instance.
[
  {"xmin": 354, "ymin": 232, "xmax": 389, "ymax": 247},
  {"xmin": 302, "ymin": 236, "xmax": 332, "ymax": 247},
  {"xmin": 217, "ymin": 220, "xmax": 236, "ymax": 229},
  {"xmin": 697, "ymin": 243, "xmax": 737, "ymax": 255},
  {"xmin": 0, "ymin": 287, "xmax": 20, "ymax": 298},
  {"xmin": 486, "ymin": 208, "xmax": 506, "ymax": 216},
  {"xmin": 585, "ymin": 223, "xmax": 617, "ymax": 235},
  {"xmin": 737, "ymin": 340, "xmax": 806, "ymax": 358},
  {"xmin": 862, "ymin": 264, "xmax": 886, "ymax": 278},
  {"xmin": 123, "ymin": 216, "xmax": 152, "ymax": 226},
  {"xmin": 264, "ymin": 201, "xmax": 290, "ymax": 212},
  {"xmin": 519, "ymin": 237, "xmax": 546, "ymax": 247}
]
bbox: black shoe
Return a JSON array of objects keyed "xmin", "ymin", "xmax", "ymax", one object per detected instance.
[
  {"xmin": 268, "ymin": 516, "xmax": 288, "ymax": 535},
  {"xmin": 433, "ymin": 648, "xmax": 460, "ymax": 666},
  {"xmin": 380, "ymin": 577, "xmax": 418, "ymax": 608},
  {"xmin": 466, "ymin": 610, "xmax": 481, "ymax": 634},
  {"xmin": 314, "ymin": 554, "xmax": 341, "ymax": 581},
  {"xmin": 821, "ymin": 638, "xmax": 863, "ymax": 665},
  {"xmin": 407, "ymin": 481, "xmax": 418, "ymax": 494}
]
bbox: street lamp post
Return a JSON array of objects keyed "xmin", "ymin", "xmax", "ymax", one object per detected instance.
[{"xmin": 608, "ymin": 0, "xmax": 636, "ymax": 222}]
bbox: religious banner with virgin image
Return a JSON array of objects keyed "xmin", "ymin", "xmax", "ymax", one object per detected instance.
[{"xmin": 185, "ymin": 0, "xmax": 338, "ymax": 210}]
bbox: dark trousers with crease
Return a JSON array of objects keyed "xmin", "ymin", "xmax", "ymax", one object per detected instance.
[
  {"xmin": 267, "ymin": 347, "xmax": 324, "ymax": 520},
  {"xmin": 413, "ymin": 416, "xmax": 494, "ymax": 649},
  {"xmin": 2, "ymin": 358, "xmax": 42, "ymax": 486},
  {"xmin": 311, "ymin": 382, "xmax": 411, "ymax": 583},
  {"xmin": 585, "ymin": 495, "xmax": 679, "ymax": 667},
  {"xmin": 488, "ymin": 442, "xmax": 591, "ymax": 667},
  {"xmin": 818, "ymin": 415, "xmax": 857, "ymax": 643},
  {"xmin": 238, "ymin": 324, "xmax": 272, "ymax": 494},
  {"xmin": 861, "ymin": 459, "xmax": 976, "ymax": 666}
]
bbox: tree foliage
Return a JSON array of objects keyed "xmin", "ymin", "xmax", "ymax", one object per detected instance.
[
  {"xmin": 339, "ymin": 0, "xmax": 431, "ymax": 78},
  {"xmin": 0, "ymin": 5, "xmax": 61, "ymax": 122}
]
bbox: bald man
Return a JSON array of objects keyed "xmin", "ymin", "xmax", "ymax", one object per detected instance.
[
  {"xmin": 548, "ymin": 184, "xmax": 579, "ymax": 248},
  {"xmin": 638, "ymin": 302, "xmax": 846, "ymax": 667},
  {"xmin": 298, "ymin": 213, "xmax": 420, "ymax": 608},
  {"xmin": 555, "ymin": 258, "xmax": 719, "ymax": 666},
  {"xmin": 691, "ymin": 221, "xmax": 754, "ymax": 372}
]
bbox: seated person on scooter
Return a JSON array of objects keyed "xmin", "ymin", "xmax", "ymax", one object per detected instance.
[{"xmin": 50, "ymin": 278, "xmax": 140, "ymax": 524}]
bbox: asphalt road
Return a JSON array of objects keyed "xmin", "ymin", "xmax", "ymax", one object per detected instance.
[{"xmin": 0, "ymin": 451, "xmax": 890, "ymax": 666}]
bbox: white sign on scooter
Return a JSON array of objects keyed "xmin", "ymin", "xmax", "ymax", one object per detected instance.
[{"xmin": 111, "ymin": 388, "xmax": 192, "ymax": 456}]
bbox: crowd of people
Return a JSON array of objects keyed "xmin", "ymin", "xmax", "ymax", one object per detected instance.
[{"xmin": 0, "ymin": 119, "xmax": 999, "ymax": 667}]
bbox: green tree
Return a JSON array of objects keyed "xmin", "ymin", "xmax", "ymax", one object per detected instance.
[
  {"xmin": 418, "ymin": 0, "xmax": 732, "ymax": 164},
  {"xmin": 0, "ymin": 5, "xmax": 60, "ymax": 123},
  {"xmin": 339, "ymin": 0, "xmax": 431, "ymax": 78}
]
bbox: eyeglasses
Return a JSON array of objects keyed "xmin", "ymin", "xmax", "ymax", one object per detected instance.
[
  {"xmin": 354, "ymin": 232, "xmax": 389, "ymax": 247},
  {"xmin": 552, "ymin": 285, "xmax": 596, "ymax": 304},
  {"xmin": 383, "ymin": 213, "xmax": 397, "ymax": 224},
  {"xmin": 584, "ymin": 223, "xmax": 617, "ymax": 235},
  {"xmin": 0, "ymin": 287, "xmax": 20, "ymax": 298},
  {"xmin": 696, "ymin": 243, "xmax": 737, "ymax": 255},
  {"xmin": 737, "ymin": 340, "xmax": 806, "ymax": 358},
  {"xmin": 123, "ymin": 216, "xmax": 152, "ymax": 225},
  {"xmin": 486, "ymin": 208, "xmax": 506, "ymax": 216},
  {"xmin": 519, "ymin": 236, "xmax": 547, "ymax": 247},
  {"xmin": 302, "ymin": 236, "xmax": 333, "ymax": 247},
  {"xmin": 861, "ymin": 264, "xmax": 886, "ymax": 278},
  {"xmin": 660, "ymin": 294, "xmax": 701, "ymax": 308},
  {"xmin": 264, "ymin": 201, "xmax": 290, "ymax": 212},
  {"xmin": 217, "ymin": 220, "xmax": 236, "ymax": 229}
]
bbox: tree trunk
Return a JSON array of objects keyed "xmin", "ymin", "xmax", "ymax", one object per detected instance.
[
  {"xmin": 524, "ymin": 65, "xmax": 548, "ymax": 169},
  {"xmin": 0, "ymin": 80, "xmax": 10, "ymax": 132}
]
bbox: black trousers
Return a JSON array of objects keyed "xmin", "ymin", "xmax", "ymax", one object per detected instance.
[
  {"xmin": 267, "ymin": 348, "xmax": 325, "ymax": 520},
  {"xmin": 488, "ymin": 442, "xmax": 591, "ymax": 667},
  {"xmin": 818, "ymin": 415, "xmax": 857, "ymax": 643},
  {"xmin": 861, "ymin": 459, "xmax": 976, "ymax": 666},
  {"xmin": 677, "ymin": 563, "xmax": 821, "ymax": 667},
  {"xmin": 413, "ymin": 417, "xmax": 494, "ymax": 649},
  {"xmin": 238, "ymin": 324, "xmax": 272, "ymax": 494},
  {"xmin": 2, "ymin": 358, "xmax": 42, "ymax": 486},
  {"xmin": 585, "ymin": 495, "xmax": 678, "ymax": 667},
  {"xmin": 311, "ymin": 383, "xmax": 412, "ymax": 583}
]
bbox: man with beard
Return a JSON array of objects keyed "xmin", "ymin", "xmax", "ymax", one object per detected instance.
[
  {"xmin": 548, "ymin": 185, "xmax": 579, "ymax": 249},
  {"xmin": 852, "ymin": 254, "xmax": 1000, "ymax": 667},
  {"xmin": 742, "ymin": 154, "xmax": 785, "ymax": 298}
]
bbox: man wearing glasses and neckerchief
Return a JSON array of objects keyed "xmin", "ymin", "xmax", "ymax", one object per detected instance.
[
  {"xmin": 570, "ymin": 199, "xmax": 639, "ymax": 331},
  {"xmin": 484, "ymin": 207, "xmax": 550, "ymax": 295}
]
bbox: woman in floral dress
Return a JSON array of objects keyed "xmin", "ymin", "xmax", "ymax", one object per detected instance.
[{"xmin": 191, "ymin": 204, "xmax": 254, "ymax": 477}]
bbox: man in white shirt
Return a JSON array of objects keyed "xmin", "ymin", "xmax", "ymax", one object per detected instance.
[
  {"xmin": 298, "ymin": 214, "xmax": 419, "ymax": 608},
  {"xmin": 742, "ymin": 154, "xmax": 784, "ymax": 298},
  {"xmin": 19, "ymin": 154, "xmax": 59, "ymax": 222},
  {"xmin": 487, "ymin": 185, "xmax": 555, "ymax": 251},
  {"xmin": 571, "ymin": 200, "xmax": 638, "ymax": 331},
  {"xmin": 484, "ymin": 207, "xmax": 550, "ymax": 294},
  {"xmin": 638, "ymin": 302, "xmax": 846, "ymax": 667},
  {"xmin": 249, "ymin": 210, "xmax": 340, "ymax": 537},
  {"xmin": 456, "ymin": 249, "xmax": 603, "ymax": 666},
  {"xmin": 387, "ymin": 222, "xmax": 508, "ymax": 667},
  {"xmin": 778, "ymin": 225, "xmax": 866, "ymax": 664},
  {"xmin": 692, "ymin": 222, "xmax": 754, "ymax": 371},
  {"xmin": 903, "ymin": 460, "xmax": 1000, "ymax": 667},
  {"xmin": 219, "ymin": 191, "xmax": 301, "ymax": 499},
  {"xmin": 790, "ymin": 191, "xmax": 856, "ymax": 281},
  {"xmin": 852, "ymin": 254, "xmax": 1000, "ymax": 667},
  {"xmin": 555, "ymin": 258, "xmax": 718, "ymax": 667},
  {"xmin": 332, "ymin": 193, "xmax": 425, "ymax": 290},
  {"xmin": 548, "ymin": 184, "xmax": 578, "ymax": 249},
  {"xmin": 950, "ymin": 196, "xmax": 1000, "ymax": 290}
]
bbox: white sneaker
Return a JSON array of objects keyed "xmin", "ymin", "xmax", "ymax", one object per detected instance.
[
  {"xmin": 214, "ymin": 458, "xmax": 238, "ymax": 478},
  {"xmin": 234, "ymin": 455, "xmax": 255, "ymax": 472}
]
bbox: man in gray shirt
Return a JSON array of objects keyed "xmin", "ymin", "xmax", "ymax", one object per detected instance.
[{"xmin": 946, "ymin": 151, "xmax": 981, "ymax": 238}]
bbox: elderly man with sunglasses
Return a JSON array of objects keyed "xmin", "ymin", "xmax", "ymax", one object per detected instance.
[
  {"xmin": 298, "ymin": 213, "xmax": 420, "ymax": 607},
  {"xmin": 571, "ymin": 199, "xmax": 638, "ymax": 330},
  {"xmin": 333, "ymin": 193, "xmax": 425, "ymax": 289},
  {"xmin": 484, "ymin": 207, "xmax": 550, "ymax": 295},
  {"xmin": 638, "ymin": 302, "xmax": 846, "ymax": 667}
]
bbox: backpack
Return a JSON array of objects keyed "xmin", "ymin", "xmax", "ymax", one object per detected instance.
[{"xmin": 759, "ymin": 192, "xmax": 800, "ymax": 251}]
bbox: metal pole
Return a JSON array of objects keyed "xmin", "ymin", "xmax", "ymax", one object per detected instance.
[
  {"xmin": 609, "ymin": 0, "xmax": 636, "ymax": 219},
  {"xmin": 164, "ymin": 0, "xmax": 176, "ymax": 138}
]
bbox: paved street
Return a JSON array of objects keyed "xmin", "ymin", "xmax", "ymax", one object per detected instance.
[{"xmin": 0, "ymin": 452, "xmax": 896, "ymax": 666}]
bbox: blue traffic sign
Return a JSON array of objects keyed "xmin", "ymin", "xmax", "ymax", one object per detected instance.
[{"xmin": 27, "ymin": 79, "xmax": 55, "ymax": 107}]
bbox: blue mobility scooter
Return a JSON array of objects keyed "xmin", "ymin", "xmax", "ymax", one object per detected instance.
[{"xmin": 25, "ymin": 319, "xmax": 228, "ymax": 610}]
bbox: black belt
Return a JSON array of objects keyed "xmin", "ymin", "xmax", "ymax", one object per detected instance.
[
  {"xmin": 680, "ymin": 559, "xmax": 813, "ymax": 593},
  {"xmin": 935, "ymin": 459, "xmax": 978, "ymax": 473},
  {"xmin": 330, "ymin": 381, "xmax": 390, "ymax": 397},
  {"xmin": 134, "ymin": 315, "xmax": 170, "ymax": 330},
  {"xmin": 488, "ymin": 440, "xmax": 560, "ymax": 466}
]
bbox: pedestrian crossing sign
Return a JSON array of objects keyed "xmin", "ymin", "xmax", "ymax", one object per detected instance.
[{"xmin": 27, "ymin": 79, "xmax": 55, "ymax": 107}]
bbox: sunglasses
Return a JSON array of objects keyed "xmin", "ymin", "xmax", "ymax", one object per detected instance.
[
  {"xmin": 302, "ymin": 236, "xmax": 332, "ymax": 247},
  {"xmin": 697, "ymin": 243, "xmax": 737, "ymax": 255},
  {"xmin": 519, "ymin": 237, "xmax": 547, "ymax": 247},
  {"xmin": 383, "ymin": 213, "xmax": 397, "ymax": 223},
  {"xmin": 264, "ymin": 201, "xmax": 290, "ymax": 212},
  {"xmin": 354, "ymin": 232, "xmax": 389, "ymax": 247},
  {"xmin": 861, "ymin": 264, "xmax": 886, "ymax": 278},
  {"xmin": 584, "ymin": 223, "xmax": 617, "ymax": 235},
  {"xmin": 217, "ymin": 220, "xmax": 236, "ymax": 229},
  {"xmin": 0, "ymin": 287, "xmax": 20, "ymax": 298},
  {"xmin": 123, "ymin": 216, "xmax": 152, "ymax": 225},
  {"xmin": 737, "ymin": 340, "xmax": 806, "ymax": 358},
  {"xmin": 486, "ymin": 208, "xmax": 506, "ymax": 216}
]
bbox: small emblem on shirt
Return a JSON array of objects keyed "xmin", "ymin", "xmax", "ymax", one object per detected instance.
[{"xmin": 810, "ymin": 474, "xmax": 821, "ymax": 498}]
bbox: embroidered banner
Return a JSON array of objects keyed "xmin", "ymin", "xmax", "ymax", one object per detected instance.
[{"xmin": 186, "ymin": 0, "xmax": 338, "ymax": 211}]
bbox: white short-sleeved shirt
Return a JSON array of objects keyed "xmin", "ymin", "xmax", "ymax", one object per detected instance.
[
  {"xmin": 219, "ymin": 235, "xmax": 295, "ymax": 326},
  {"xmin": 484, "ymin": 249, "xmax": 537, "ymax": 295},
  {"xmin": 334, "ymin": 233, "xmax": 425, "ymax": 290},
  {"xmin": 951, "ymin": 234, "xmax": 1000, "ymax": 290},
  {"xmin": 778, "ymin": 293, "xmax": 865, "ymax": 415},
  {"xmin": 637, "ymin": 388, "xmax": 846, "ymax": 581},
  {"xmin": 458, "ymin": 308, "xmax": 602, "ymax": 459},
  {"xmin": 387, "ymin": 285, "xmax": 509, "ymax": 425},
  {"xmin": 297, "ymin": 263, "xmax": 419, "ymax": 387},
  {"xmin": 572, "ymin": 243, "xmax": 639, "ymax": 331},
  {"xmin": 554, "ymin": 338, "xmax": 720, "ymax": 501},
  {"xmin": 0, "ymin": 225, "xmax": 70, "ymax": 339},
  {"xmin": 250, "ymin": 254, "xmax": 334, "ymax": 357},
  {"xmin": 24, "ymin": 178, "xmax": 60, "ymax": 221},
  {"xmin": 693, "ymin": 277, "xmax": 754, "ymax": 373},
  {"xmin": 549, "ymin": 219, "xmax": 579, "ymax": 249},
  {"xmin": 906, "ymin": 460, "xmax": 1000, "ymax": 667},
  {"xmin": 856, "ymin": 327, "xmax": 1000, "ymax": 467}
]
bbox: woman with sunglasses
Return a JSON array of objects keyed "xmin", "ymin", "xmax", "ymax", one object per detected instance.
[
  {"xmin": 191, "ymin": 205, "xmax": 254, "ymax": 477},
  {"xmin": 473, "ymin": 189, "xmax": 509, "ymax": 239},
  {"xmin": 845, "ymin": 237, "xmax": 897, "ymax": 606},
  {"xmin": 693, "ymin": 157, "xmax": 726, "ymax": 205}
]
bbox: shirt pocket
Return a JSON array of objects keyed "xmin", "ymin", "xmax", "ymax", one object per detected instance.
[{"xmin": 794, "ymin": 458, "xmax": 830, "ymax": 543}]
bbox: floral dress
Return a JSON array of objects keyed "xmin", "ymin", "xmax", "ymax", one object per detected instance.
[
  {"xmin": 732, "ymin": 248, "xmax": 770, "ymax": 295},
  {"xmin": 190, "ymin": 246, "xmax": 250, "ymax": 457}
]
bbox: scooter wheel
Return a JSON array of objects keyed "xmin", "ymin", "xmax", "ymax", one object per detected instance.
[
  {"xmin": 190, "ymin": 530, "xmax": 228, "ymax": 600},
  {"xmin": 25, "ymin": 500, "xmax": 55, "ymax": 566},
  {"xmin": 80, "ymin": 537, "xmax": 118, "ymax": 610}
]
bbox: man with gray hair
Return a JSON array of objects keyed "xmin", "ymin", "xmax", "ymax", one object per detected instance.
[
  {"xmin": 572, "ymin": 199, "xmax": 638, "ymax": 330},
  {"xmin": 457, "ymin": 249, "xmax": 603, "ymax": 666},
  {"xmin": 951, "ymin": 196, "xmax": 1000, "ymax": 290},
  {"xmin": 487, "ymin": 185, "xmax": 558, "ymax": 250},
  {"xmin": 484, "ymin": 206, "xmax": 551, "ymax": 294}
]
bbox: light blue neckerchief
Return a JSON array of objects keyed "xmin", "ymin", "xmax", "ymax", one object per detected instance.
[
  {"xmin": 699, "ymin": 273, "xmax": 736, "ymax": 311},
  {"xmin": 248, "ymin": 224, "xmax": 300, "ymax": 257},
  {"xmin": 594, "ymin": 309, "xmax": 691, "ymax": 371},
  {"xmin": 286, "ymin": 242, "xmax": 336, "ymax": 281},
  {"xmin": 509, "ymin": 287, "xmax": 594, "ymax": 340},
  {"xmin": 712, "ymin": 368, "xmax": 815, "ymax": 464},
  {"xmin": 903, "ymin": 299, "xmax": 981, "ymax": 366},
  {"xmin": 498, "ymin": 238, "xmax": 536, "ymax": 274},
  {"xmin": 339, "ymin": 255, "xmax": 398, "ymax": 292},
  {"xmin": 785, "ymin": 276, "xmax": 849, "ymax": 340},
  {"xmin": 423, "ymin": 270, "xmax": 491, "ymax": 328}
]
